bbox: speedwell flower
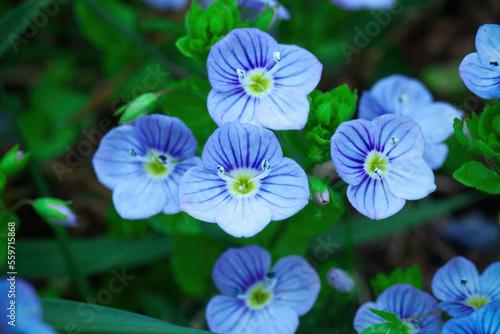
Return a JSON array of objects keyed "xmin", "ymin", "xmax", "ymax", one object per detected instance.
[
  {"xmin": 358, "ymin": 74, "xmax": 463, "ymax": 170},
  {"xmin": 206, "ymin": 245, "xmax": 320, "ymax": 334},
  {"xmin": 93, "ymin": 114, "xmax": 201, "ymax": 220},
  {"xmin": 431, "ymin": 256, "xmax": 500, "ymax": 318},
  {"xmin": 327, "ymin": 268, "xmax": 355, "ymax": 294},
  {"xmin": 444, "ymin": 211, "xmax": 500, "ymax": 250},
  {"xmin": 207, "ymin": 28, "xmax": 322, "ymax": 130},
  {"xmin": 0, "ymin": 277, "xmax": 56, "ymax": 334},
  {"xmin": 354, "ymin": 284, "xmax": 441, "ymax": 333},
  {"xmin": 443, "ymin": 301, "xmax": 500, "ymax": 334},
  {"xmin": 330, "ymin": 114, "xmax": 436, "ymax": 220},
  {"xmin": 459, "ymin": 24, "xmax": 500, "ymax": 99},
  {"xmin": 330, "ymin": 0, "xmax": 396, "ymax": 10},
  {"xmin": 179, "ymin": 122, "xmax": 309, "ymax": 238}
]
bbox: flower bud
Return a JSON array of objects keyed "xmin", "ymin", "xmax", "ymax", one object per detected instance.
[
  {"xmin": 312, "ymin": 188, "xmax": 330, "ymax": 206},
  {"xmin": 0, "ymin": 145, "xmax": 30, "ymax": 178},
  {"xmin": 33, "ymin": 198, "xmax": 78, "ymax": 227},
  {"xmin": 327, "ymin": 268, "xmax": 355, "ymax": 294},
  {"xmin": 115, "ymin": 93, "xmax": 158, "ymax": 123}
]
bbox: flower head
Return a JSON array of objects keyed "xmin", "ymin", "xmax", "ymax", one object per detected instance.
[
  {"xmin": 459, "ymin": 24, "xmax": 500, "ymax": 99},
  {"xmin": 431, "ymin": 256, "xmax": 500, "ymax": 318},
  {"xmin": 206, "ymin": 245, "xmax": 320, "ymax": 334},
  {"xmin": 354, "ymin": 284, "xmax": 441, "ymax": 333},
  {"xmin": 327, "ymin": 268, "xmax": 355, "ymax": 294},
  {"xmin": 443, "ymin": 301, "xmax": 500, "ymax": 334},
  {"xmin": 331, "ymin": 114, "xmax": 436, "ymax": 220},
  {"xmin": 179, "ymin": 122, "xmax": 309, "ymax": 237},
  {"xmin": 207, "ymin": 28, "xmax": 322, "ymax": 130},
  {"xmin": 93, "ymin": 114, "xmax": 202, "ymax": 220},
  {"xmin": 444, "ymin": 211, "xmax": 500, "ymax": 250},
  {"xmin": 0, "ymin": 277, "xmax": 56, "ymax": 334},
  {"xmin": 358, "ymin": 74, "xmax": 463, "ymax": 170},
  {"xmin": 330, "ymin": 0, "xmax": 396, "ymax": 10},
  {"xmin": 33, "ymin": 198, "xmax": 78, "ymax": 227}
]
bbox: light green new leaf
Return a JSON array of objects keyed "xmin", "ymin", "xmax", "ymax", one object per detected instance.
[
  {"xmin": 454, "ymin": 161, "xmax": 500, "ymax": 194},
  {"xmin": 370, "ymin": 266, "xmax": 422, "ymax": 298}
]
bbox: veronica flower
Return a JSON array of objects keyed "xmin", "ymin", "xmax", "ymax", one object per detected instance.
[
  {"xmin": 206, "ymin": 245, "xmax": 320, "ymax": 334},
  {"xmin": 330, "ymin": 114, "xmax": 436, "ymax": 220},
  {"xmin": 326, "ymin": 268, "xmax": 355, "ymax": 294},
  {"xmin": 330, "ymin": 0, "xmax": 396, "ymax": 10},
  {"xmin": 200, "ymin": 0, "xmax": 290, "ymax": 21},
  {"xmin": 179, "ymin": 122, "xmax": 309, "ymax": 237},
  {"xmin": 443, "ymin": 301, "xmax": 500, "ymax": 334},
  {"xmin": 431, "ymin": 256, "xmax": 500, "ymax": 318},
  {"xmin": 207, "ymin": 28, "xmax": 322, "ymax": 130},
  {"xmin": 354, "ymin": 284, "xmax": 441, "ymax": 333},
  {"xmin": 142, "ymin": 0, "xmax": 189, "ymax": 11},
  {"xmin": 93, "ymin": 114, "xmax": 201, "ymax": 220},
  {"xmin": 358, "ymin": 74, "xmax": 463, "ymax": 170},
  {"xmin": 0, "ymin": 277, "xmax": 56, "ymax": 334},
  {"xmin": 459, "ymin": 24, "xmax": 500, "ymax": 99},
  {"xmin": 444, "ymin": 211, "xmax": 500, "ymax": 250}
]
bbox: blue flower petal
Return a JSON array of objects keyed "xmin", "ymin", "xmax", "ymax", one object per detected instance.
[
  {"xmin": 479, "ymin": 261, "xmax": 500, "ymax": 301},
  {"xmin": 353, "ymin": 302, "xmax": 382, "ymax": 333},
  {"xmin": 207, "ymin": 88, "xmax": 260, "ymax": 127},
  {"xmin": 258, "ymin": 87, "xmax": 310, "ymax": 130},
  {"xmin": 475, "ymin": 24, "xmax": 500, "ymax": 69},
  {"xmin": 201, "ymin": 123, "xmax": 283, "ymax": 173},
  {"xmin": 142, "ymin": 0, "xmax": 188, "ymax": 10},
  {"xmin": 347, "ymin": 178, "xmax": 406, "ymax": 220},
  {"xmin": 358, "ymin": 90, "xmax": 387, "ymax": 121},
  {"xmin": 249, "ymin": 304, "xmax": 299, "ymax": 334},
  {"xmin": 473, "ymin": 301, "xmax": 500, "ymax": 333},
  {"xmin": 438, "ymin": 301, "xmax": 476, "ymax": 319},
  {"xmin": 331, "ymin": 119, "xmax": 375, "ymax": 186},
  {"xmin": 432, "ymin": 256, "xmax": 480, "ymax": 317},
  {"xmin": 442, "ymin": 316, "xmax": 480, "ymax": 334},
  {"xmin": 385, "ymin": 153, "xmax": 436, "ymax": 200},
  {"xmin": 273, "ymin": 44, "xmax": 322, "ymax": 94},
  {"xmin": 207, "ymin": 28, "xmax": 278, "ymax": 92},
  {"xmin": 212, "ymin": 245, "xmax": 272, "ymax": 295},
  {"xmin": 424, "ymin": 142, "xmax": 449, "ymax": 171},
  {"xmin": 459, "ymin": 53, "xmax": 500, "ymax": 99},
  {"xmin": 92, "ymin": 125, "xmax": 146, "ymax": 189},
  {"xmin": 134, "ymin": 115, "xmax": 198, "ymax": 160},
  {"xmin": 272, "ymin": 255, "xmax": 320, "ymax": 316},
  {"xmin": 331, "ymin": 0, "xmax": 396, "ymax": 10},
  {"xmin": 206, "ymin": 295, "xmax": 253, "ymax": 334},
  {"xmin": 258, "ymin": 158, "xmax": 309, "ymax": 221}
]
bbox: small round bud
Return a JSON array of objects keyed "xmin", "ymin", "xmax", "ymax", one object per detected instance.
[
  {"xmin": 0, "ymin": 145, "xmax": 30, "ymax": 179},
  {"xmin": 312, "ymin": 188, "xmax": 330, "ymax": 206},
  {"xmin": 33, "ymin": 198, "xmax": 78, "ymax": 227},
  {"xmin": 327, "ymin": 268, "xmax": 355, "ymax": 294}
]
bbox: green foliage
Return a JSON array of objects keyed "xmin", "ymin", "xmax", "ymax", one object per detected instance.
[
  {"xmin": 148, "ymin": 213, "xmax": 202, "ymax": 236},
  {"xmin": 115, "ymin": 92, "xmax": 159, "ymax": 123},
  {"xmin": 0, "ymin": 173, "xmax": 5, "ymax": 193},
  {"xmin": 454, "ymin": 161, "xmax": 500, "ymax": 194},
  {"xmin": 370, "ymin": 266, "xmax": 423, "ymax": 298},
  {"xmin": 106, "ymin": 205, "xmax": 150, "ymax": 238},
  {"xmin": 42, "ymin": 298, "xmax": 211, "ymax": 333},
  {"xmin": 360, "ymin": 309, "xmax": 410, "ymax": 334},
  {"xmin": 285, "ymin": 85, "xmax": 358, "ymax": 166},
  {"xmin": 0, "ymin": 145, "xmax": 30, "ymax": 179}
]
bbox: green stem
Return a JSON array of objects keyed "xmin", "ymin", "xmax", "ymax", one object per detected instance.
[
  {"xmin": 80, "ymin": 0, "xmax": 187, "ymax": 79},
  {"xmin": 486, "ymin": 157, "xmax": 500, "ymax": 176},
  {"xmin": 343, "ymin": 206, "xmax": 354, "ymax": 273},
  {"xmin": 402, "ymin": 309, "xmax": 443, "ymax": 322}
]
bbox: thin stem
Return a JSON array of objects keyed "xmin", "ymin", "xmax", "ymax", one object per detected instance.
[
  {"xmin": 343, "ymin": 207, "xmax": 354, "ymax": 273},
  {"xmin": 486, "ymin": 158, "xmax": 500, "ymax": 176},
  {"xmin": 402, "ymin": 309, "xmax": 443, "ymax": 322},
  {"xmin": 10, "ymin": 198, "xmax": 34, "ymax": 212}
]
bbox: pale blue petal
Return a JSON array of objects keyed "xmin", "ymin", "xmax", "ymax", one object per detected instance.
[
  {"xmin": 143, "ymin": 0, "xmax": 188, "ymax": 10},
  {"xmin": 373, "ymin": 114, "xmax": 425, "ymax": 159},
  {"xmin": 327, "ymin": 268, "xmax": 355, "ymax": 294},
  {"xmin": 347, "ymin": 178, "xmax": 406, "ymax": 220},
  {"xmin": 358, "ymin": 90, "xmax": 387, "ymax": 121},
  {"xmin": 250, "ymin": 304, "xmax": 299, "ymax": 334},
  {"xmin": 207, "ymin": 88, "xmax": 260, "ymax": 127},
  {"xmin": 201, "ymin": 123, "xmax": 283, "ymax": 172},
  {"xmin": 207, "ymin": 28, "xmax": 278, "ymax": 92},
  {"xmin": 475, "ymin": 24, "xmax": 500, "ymax": 69},
  {"xmin": 258, "ymin": 157, "xmax": 309, "ymax": 221},
  {"xmin": 206, "ymin": 295, "xmax": 254, "ymax": 334},
  {"xmin": 424, "ymin": 142, "xmax": 449, "ymax": 171},
  {"xmin": 212, "ymin": 245, "xmax": 271, "ymax": 295},
  {"xmin": 459, "ymin": 53, "xmax": 500, "ymax": 99},
  {"xmin": 258, "ymin": 87, "xmax": 310, "ymax": 130},
  {"xmin": 473, "ymin": 301, "xmax": 500, "ymax": 333},
  {"xmin": 92, "ymin": 125, "xmax": 146, "ymax": 189},
  {"xmin": 272, "ymin": 44, "xmax": 322, "ymax": 93},
  {"xmin": 113, "ymin": 175, "xmax": 168, "ymax": 220},
  {"xmin": 479, "ymin": 261, "xmax": 500, "ymax": 300},
  {"xmin": 331, "ymin": 0, "xmax": 396, "ymax": 10},
  {"xmin": 432, "ymin": 256, "xmax": 480, "ymax": 317},
  {"xmin": 438, "ymin": 301, "xmax": 476, "ymax": 318},
  {"xmin": 353, "ymin": 302, "xmax": 382, "ymax": 333},
  {"xmin": 134, "ymin": 115, "xmax": 198, "ymax": 160},
  {"xmin": 442, "ymin": 317, "xmax": 480, "ymax": 334},
  {"xmin": 385, "ymin": 153, "xmax": 436, "ymax": 200},
  {"xmin": 272, "ymin": 255, "xmax": 320, "ymax": 316},
  {"xmin": 331, "ymin": 119, "xmax": 375, "ymax": 186}
]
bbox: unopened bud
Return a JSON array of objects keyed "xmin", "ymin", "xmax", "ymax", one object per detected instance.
[
  {"xmin": 327, "ymin": 268, "xmax": 355, "ymax": 294},
  {"xmin": 0, "ymin": 145, "xmax": 30, "ymax": 178},
  {"xmin": 312, "ymin": 188, "xmax": 330, "ymax": 206},
  {"xmin": 33, "ymin": 198, "xmax": 78, "ymax": 227}
]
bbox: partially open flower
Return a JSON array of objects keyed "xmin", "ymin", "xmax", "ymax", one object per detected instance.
[{"xmin": 33, "ymin": 198, "xmax": 78, "ymax": 227}]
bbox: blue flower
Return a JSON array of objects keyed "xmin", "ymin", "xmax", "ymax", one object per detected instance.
[
  {"xmin": 443, "ymin": 301, "xmax": 500, "ymax": 334},
  {"xmin": 142, "ymin": 0, "xmax": 189, "ymax": 11},
  {"xmin": 358, "ymin": 74, "xmax": 463, "ymax": 170},
  {"xmin": 179, "ymin": 122, "xmax": 309, "ymax": 237},
  {"xmin": 207, "ymin": 28, "xmax": 322, "ymax": 130},
  {"xmin": 93, "ymin": 114, "xmax": 201, "ymax": 220},
  {"xmin": 330, "ymin": 0, "xmax": 396, "ymax": 10},
  {"xmin": 353, "ymin": 284, "xmax": 441, "ymax": 333},
  {"xmin": 431, "ymin": 256, "xmax": 500, "ymax": 318},
  {"xmin": 200, "ymin": 0, "xmax": 290, "ymax": 21},
  {"xmin": 444, "ymin": 211, "xmax": 500, "ymax": 250},
  {"xmin": 326, "ymin": 268, "xmax": 355, "ymax": 294},
  {"xmin": 330, "ymin": 114, "xmax": 436, "ymax": 220},
  {"xmin": 0, "ymin": 277, "xmax": 56, "ymax": 334},
  {"xmin": 206, "ymin": 245, "xmax": 320, "ymax": 334},
  {"xmin": 459, "ymin": 24, "xmax": 500, "ymax": 99}
]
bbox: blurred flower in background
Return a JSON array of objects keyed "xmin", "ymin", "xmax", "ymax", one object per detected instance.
[
  {"xmin": 444, "ymin": 211, "xmax": 500, "ymax": 250},
  {"xmin": 330, "ymin": 0, "xmax": 396, "ymax": 11},
  {"xmin": 327, "ymin": 268, "xmax": 355, "ymax": 294},
  {"xmin": 142, "ymin": 0, "xmax": 190, "ymax": 11}
]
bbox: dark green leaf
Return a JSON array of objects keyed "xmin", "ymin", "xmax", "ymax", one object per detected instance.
[
  {"xmin": 370, "ymin": 266, "xmax": 422, "ymax": 297},
  {"xmin": 453, "ymin": 161, "xmax": 500, "ymax": 194}
]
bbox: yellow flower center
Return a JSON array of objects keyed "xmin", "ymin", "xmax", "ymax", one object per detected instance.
[
  {"xmin": 146, "ymin": 155, "xmax": 171, "ymax": 177},
  {"xmin": 364, "ymin": 151, "xmax": 388, "ymax": 179},
  {"xmin": 465, "ymin": 295, "xmax": 490, "ymax": 310},
  {"xmin": 248, "ymin": 286, "xmax": 272, "ymax": 308},
  {"xmin": 245, "ymin": 70, "xmax": 272, "ymax": 96}
]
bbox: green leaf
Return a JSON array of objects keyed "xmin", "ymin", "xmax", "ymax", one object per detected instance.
[
  {"xmin": 116, "ymin": 92, "xmax": 158, "ymax": 123},
  {"xmin": 105, "ymin": 205, "xmax": 149, "ymax": 239},
  {"xmin": 309, "ymin": 177, "xmax": 327, "ymax": 193},
  {"xmin": 250, "ymin": 9, "xmax": 274, "ymax": 31},
  {"xmin": 370, "ymin": 309, "xmax": 401, "ymax": 324},
  {"xmin": 370, "ymin": 266, "xmax": 423, "ymax": 298},
  {"xmin": 360, "ymin": 322, "xmax": 393, "ymax": 334},
  {"xmin": 147, "ymin": 212, "xmax": 202, "ymax": 236},
  {"xmin": 453, "ymin": 161, "xmax": 500, "ymax": 194},
  {"xmin": 359, "ymin": 310, "xmax": 405, "ymax": 334},
  {"xmin": 0, "ymin": 172, "xmax": 5, "ymax": 193},
  {"xmin": 42, "ymin": 298, "xmax": 211, "ymax": 333}
]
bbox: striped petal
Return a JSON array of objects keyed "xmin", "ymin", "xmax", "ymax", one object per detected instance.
[
  {"xmin": 443, "ymin": 317, "xmax": 480, "ymax": 334},
  {"xmin": 459, "ymin": 53, "xmax": 500, "ymax": 99},
  {"xmin": 258, "ymin": 157, "xmax": 309, "ymax": 221},
  {"xmin": 475, "ymin": 24, "xmax": 500, "ymax": 69},
  {"xmin": 479, "ymin": 261, "xmax": 500, "ymax": 301},
  {"xmin": 248, "ymin": 304, "xmax": 299, "ymax": 334},
  {"xmin": 206, "ymin": 296, "xmax": 253, "ymax": 334},
  {"xmin": 92, "ymin": 125, "xmax": 146, "ymax": 190},
  {"xmin": 331, "ymin": 0, "xmax": 396, "ymax": 10},
  {"xmin": 272, "ymin": 255, "xmax": 320, "ymax": 316},
  {"xmin": 473, "ymin": 301, "xmax": 500, "ymax": 334},
  {"xmin": 162, "ymin": 157, "xmax": 202, "ymax": 214},
  {"xmin": 212, "ymin": 245, "xmax": 271, "ymax": 295},
  {"xmin": 353, "ymin": 302, "xmax": 382, "ymax": 333},
  {"xmin": 207, "ymin": 28, "xmax": 278, "ymax": 92},
  {"xmin": 207, "ymin": 88, "xmax": 260, "ymax": 127},
  {"xmin": 258, "ymin": 87, "xmax": 310, "ymax": 130},
  {"xmin": 346, "ymin": 177, "xmax": 406, "ymax": 220}
]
